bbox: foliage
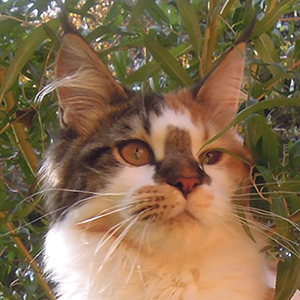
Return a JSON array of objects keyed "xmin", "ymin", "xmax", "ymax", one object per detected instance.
[{"xmin": 0, "ymin": 0, "xmax": 300, "ymax": 299}]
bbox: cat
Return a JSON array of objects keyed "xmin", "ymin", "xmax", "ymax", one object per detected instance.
[{"xmin": 40, "ymin": 31, "xmax": 272, "ymax": 300}]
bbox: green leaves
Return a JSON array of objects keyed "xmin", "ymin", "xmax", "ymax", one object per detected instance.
[
  {"xmin": 289, "ymin": 140, "xmax": 300, "ymax": 174},
  {"xmin": 0, "ymin": 0, "xmax": 300, "ymax": 299},
  {"xmin": 124, "ymin": 43, "xmax": 193, "ymax": 85},
  {"xmin": 128, "ymin": 0, "xmax": 155, "ymax": 31},
  {"xmin": 0, "ymin": 18, "xmax": 60, "ymax": 101},
  {"xmin": 177, "ymin": 0, "xmax": 202, "ymax": 57},
  {"xmin": 200, "ymin": 97, "xmax": 300, "ymax": 151},
  {"xmin": 271, "ymin": 194, "xmax": 290, "ymax": 238},
  {"xmin": 252, "ymin": 0, "xmax": 296, "ymax": 38},
  {"xmin": 254, "ymin": 33, "xmax": 281, "ymax": 77},
  {"xmin": 275, "ymin": 249, "xmax": 300, "ymax": 300},
  {"xmin": 244, "ymin": 113, "xmax": 280, "ymax": 168},
  {"xmin": 144, "ymin": 35, "xmax": 194, "ymax": 87}
]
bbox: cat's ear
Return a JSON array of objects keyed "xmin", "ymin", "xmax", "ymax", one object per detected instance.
[
  {"xmin": 55, "ymin": 33, "xmax": 127, "ymax": 135},
  {"xmin": 196, "ymin": 43, "xmax": 246, "ymax": 124}
]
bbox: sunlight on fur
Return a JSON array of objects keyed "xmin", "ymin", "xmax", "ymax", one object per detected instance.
[{"xmin": 39, "ymin": 32, "xmax": 300, "ymax": 300}]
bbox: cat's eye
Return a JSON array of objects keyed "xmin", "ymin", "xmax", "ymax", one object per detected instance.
[
  {"xmin": 118, "ymin": 140, "xmax": 153, "ymax": 166},
  {"xmin": 202, "ymin": 150, "xmax": 222, "ymax": 165}
]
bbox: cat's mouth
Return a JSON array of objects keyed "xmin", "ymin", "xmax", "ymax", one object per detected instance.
[{"xmin": 168, "ymin": 210, "xmax": 199, "ymax": 224}]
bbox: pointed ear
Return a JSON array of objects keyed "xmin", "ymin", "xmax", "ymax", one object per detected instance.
[
  {"xmin": 196, "ymin": 43, "xmax": 246, "ymax": 125},
  {"xmin": 55, "ymin": 34, "xmax": 127, "ymax": 135}
]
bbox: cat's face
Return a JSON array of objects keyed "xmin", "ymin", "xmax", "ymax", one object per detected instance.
[{"xmin": 42, "ymin": 34, "xmax": 251, "ymax": 253}]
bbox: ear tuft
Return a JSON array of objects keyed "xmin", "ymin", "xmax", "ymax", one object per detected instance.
[{"xmin": 55, "ymin": 34, "xmax": 127, "ymax": 136}]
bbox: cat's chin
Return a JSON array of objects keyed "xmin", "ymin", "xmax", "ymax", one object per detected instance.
[{"xmin": 169, "ymin": 210, "xmax": 199, "ymax": 223}]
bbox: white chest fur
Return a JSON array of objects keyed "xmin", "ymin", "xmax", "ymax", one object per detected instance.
[{"xmin": 45, "ymin": 215, "xmax": 267, "ymax": 300}]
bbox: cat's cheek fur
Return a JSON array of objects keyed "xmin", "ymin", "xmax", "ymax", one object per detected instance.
[
  {"xmin": 106, "ymin": 165, "xmax": 156, "ymax": 194},
  {"xmin": 187, "ymin": 184, "xmax": 232, "ymax": 226}
]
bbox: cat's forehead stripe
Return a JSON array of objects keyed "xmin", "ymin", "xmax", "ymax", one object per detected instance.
[
  {"xmin": 149, "ymin": 106, "xmax": 205, "ymax": 161},
  {"xmin": 165, "ymin": 126, "xmax": 192, "ymax": 155}
]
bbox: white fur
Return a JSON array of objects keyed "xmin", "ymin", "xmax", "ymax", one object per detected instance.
[
  {"xmin": 44, "ymin": 106, "xmax": 269, "ymax": 300},
  {"xmin": 149, "ymin": 107, "xmax": 204, "ymax": 160},
  {"xmin": 45, "ymin": 211, "xmax": 267, "ymax": 300}
]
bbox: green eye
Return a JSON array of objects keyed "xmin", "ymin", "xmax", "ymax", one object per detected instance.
[
  {"xmin": 118, "ymin": 140, "xmax": 153, "ymax": 166},
  {"xmin": 202, "ymin": 150, "xmax": 222, "ymax": 165}
]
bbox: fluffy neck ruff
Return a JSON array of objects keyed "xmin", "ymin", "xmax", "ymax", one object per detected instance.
[{"xmin": 45, "ymin": 211, "xmax": 267, "ymax": 300}]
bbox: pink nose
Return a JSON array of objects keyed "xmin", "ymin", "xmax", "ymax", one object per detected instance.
[{"xmin": 174, "ymin": 176, "xmax": 202, "ymax": 197}]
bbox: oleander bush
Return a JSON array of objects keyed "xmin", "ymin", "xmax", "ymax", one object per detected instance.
[{"xmin": 0, "ymin": 0, "xmax": 300, "ymax": 299}]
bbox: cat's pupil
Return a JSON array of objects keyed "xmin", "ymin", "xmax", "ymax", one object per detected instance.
[
  {"xmin": 118, "ymin": 140, "xmax": 153, "ymax": 166},
  {"xmin": 134, "ymin": 147, "xmax": 141, "ymax": 159},
  {"xmin": 203, "ymin": 150, "xmax": 222, "ymax": 165}
]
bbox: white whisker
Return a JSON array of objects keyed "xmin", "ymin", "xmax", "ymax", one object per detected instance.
[
  {"xmin": 77, "ymin": 203, "xmax": 135, "ymax": 225},
  {"xmin": 41, "ymin": 187, "xmax": 127, "ymax": 198},
  {"xmin": 94, "ymin": 216, "xmax": 134, "ymax": 255},
  {"xmin": 232, "ymin": 206, "xmax": 300, "ymax": 259},
  {"xmin": 123, "ymin": 220, "xmax": 149, "ymax": 287},
  {"xmin": 96, "ymin": 215, "xmax": 140, "ymax": 272},
  {"xmin": 235, "ymin": 204, "xmax": 300, "ymax": 232}
]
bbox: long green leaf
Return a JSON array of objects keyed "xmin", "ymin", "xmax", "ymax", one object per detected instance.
[
  {"xmin": 199, "ymin": 97, "xmax": 300, "ymax": 151},
  {"xmin": 289, "ymin": 140, "xmax": 300, "ymax": 174},
  {"xmin": 144, "ymin": 35, "xmax": 194, "ymax": 87},
  {"xmin": 128, "ymin": 0, "xmax": 155, "ymax": 32},
  {"xmin": 275, "ymin": 247, "xmax": 300, "ymax": 300},
  {"xmin": 103, "ymin": 1, "xmax": 124, "ymax": 25},
  {"xmin": 81, "ymin": 0, "xmax": 96, "ymax": 13},
  {"xmin": 201, "ymin": 2, "xmax": 221, "ymax": 76},
  {"xmin": 146, "ymin": 2, "xmax": 170, "ymax": 25},
  {"xmin": 235, "ymin": 185, "xmax": 256, "ymax": 243},
  {"xmin": 177, "ymin": 0, "xmax": 202, "ymax": 57},
  {"xmin": 271, "ymin": 194, "xmax": 291, "ymax": 238},
  {"xmin": 254, "ymin": 33, "xmax": 280, "ymax": 76},
  {"xmin": 244, "ymin": 113, "xmax": 280, "ymax": 168},
  {"xmin": 86, "ymin": 25, "xmax": 133, "ymax": 42},
  {"xmin": 251, "ymin": 0, "xmax": 295, "ymax": 38},
  {"xmin": 124, "ymin": 43, "xmax": 193, "ymax": 85},
  {"xmin": 0, "ymin": 18, "xmax": 20, "ymax": 35},
  {"xmin": 220, "ymin": 0, "xmax": 236, "ymax": 18},
  {"xmin": 0, "ymin": 18, "xmax": 60, "ymax": 102}
]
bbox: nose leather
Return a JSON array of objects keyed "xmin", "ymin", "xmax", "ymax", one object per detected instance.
[
  {"xmin": 154, "ymin": 126, "xmax": 210, "ymax": 197},
  {"xmin": 173, "ymin": 176, "xmax": 202, "ymax": 197},
  {"xmin": 156, "ymin": 157, "xmax": 210, "ymax": 198}
]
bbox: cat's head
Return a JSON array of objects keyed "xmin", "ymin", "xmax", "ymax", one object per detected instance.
[{"xmin": 41, "ymin": 33, "xmax": 252, "ymax": 252}]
